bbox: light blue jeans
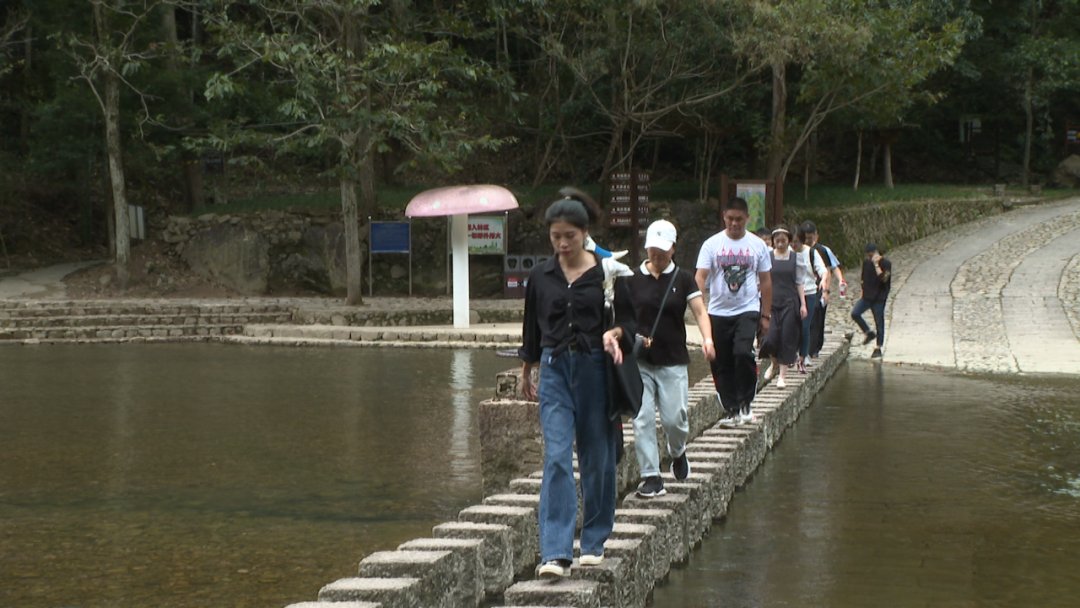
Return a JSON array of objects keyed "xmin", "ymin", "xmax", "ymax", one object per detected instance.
[
  {"xmin": 633, "ymin": 362, "xmax": 689, "ymax": 478},
  {"xmin": 538, "ymin": 347, "xmax": 617, "ymax": 562}
]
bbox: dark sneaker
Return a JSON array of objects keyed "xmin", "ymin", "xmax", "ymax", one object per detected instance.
[
  {"xmin": 671, "ymin": 452, "xmax": 691, "ymax": 480},
  {"xmin": 636, "ymin": 476, "xmax": 667, "ymax": 498},
  {"xmin": 871, "ymin": 348, "xmax": 883, "ymax": 359},
  {"xmin": 537, "ymin": 559, "xmax": 572, "ymax": 579},
  {"xmin": 862, "ymin": 331, "xmax": 877, "ymax": 345}
]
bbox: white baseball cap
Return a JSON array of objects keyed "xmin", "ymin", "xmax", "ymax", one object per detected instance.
[{"xmin": 644, "ymin": 219, "xmax": 677, "ymax": 251}]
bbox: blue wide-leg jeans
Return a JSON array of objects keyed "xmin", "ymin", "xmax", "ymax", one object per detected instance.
[{"xmin": 538, "ymin": 347, "xmax": 617, "ymax": 562}]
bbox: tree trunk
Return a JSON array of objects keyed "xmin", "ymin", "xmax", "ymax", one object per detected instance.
[
  {"xmin": 339, "ymin": 12, "xmax": 366, "ymax": 305},
  {"xmin": 869, "ymin": 142, "xmax": 879, "ymax": 179},
  {"xmin": 162, "ymin": 5, "xmax": 203, "ymax": 212},
  {"xmin": 104, "ymin": 69, "xmax": 130, "ymax": 288},
  {"xmin": 19, "ymin": 23, "xmax": 32, "ymax": 150},
  {"xmin": 883, "ymin": 141, "xmax": 894, "ymax": 189},
  {"xmin": 1021, "ymin": 65, "xmax": 1034, "ymax": 187},
  {"xmin": 765, "ymin": 61, "xmax": 787, "ymax": 182},
  {"xmin": 855, "ymin": 129, "xmax": 864, "ymax": 191},
  {"xmin": 341, "ymin": 174, "xmax": 363, "ymax": 305}
]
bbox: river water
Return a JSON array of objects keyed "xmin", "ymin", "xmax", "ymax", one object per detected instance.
[
  {"xmin": 4, "ymin": 346, "xmax": 1078, "ymax": 607},
  {"xmin": 0, "ymin": 344, "xmax": 511, "ymax": 608},
  {"xmin": 652, "ymin": 362, "xmax": 1080, "ymax": 607}
]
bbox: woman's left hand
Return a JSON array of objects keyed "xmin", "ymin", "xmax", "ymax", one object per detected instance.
[
  {"xmin": 800, "ymin": 305, "xmax": 808, "ymax": 319},
  {"xmin": 603, "ymin": 329, "xmax": 623, "ymax": 365}
]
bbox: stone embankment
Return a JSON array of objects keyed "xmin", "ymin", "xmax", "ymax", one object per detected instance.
[
  {"xmin": 0, "ymin": 299, "xmax": 293, "ymax": 343},
  {"xmin": 0, "ymin": 297, "xmax": 525, "ymax": 346},
  {"xmin": 283, "ymin": 333, "xmax": 851, "ymax": 608}
]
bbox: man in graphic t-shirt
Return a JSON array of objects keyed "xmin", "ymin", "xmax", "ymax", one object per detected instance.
[{"xmin": 695, "ymin": 197, "xmax": 773, "ymax": 426}]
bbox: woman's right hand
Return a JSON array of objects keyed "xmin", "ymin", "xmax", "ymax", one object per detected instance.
[{"xmin": 521, "ymin": 363, "xmax": 538, "ymax": 401}]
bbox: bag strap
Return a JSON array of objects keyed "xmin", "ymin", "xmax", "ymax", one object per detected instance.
[{"xmin": 646, "ymin": 265, "xmax": 679, "ymax": 339}]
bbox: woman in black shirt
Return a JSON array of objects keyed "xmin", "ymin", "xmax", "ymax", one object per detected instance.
[{"xmin": 519, "ymin": 191, "xmax": 635, "ymax": 579}]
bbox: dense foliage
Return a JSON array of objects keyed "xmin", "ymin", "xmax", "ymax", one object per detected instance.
[{"xmin": 1, "ymin": 0, "xmax": 1078, "ymax": 278}]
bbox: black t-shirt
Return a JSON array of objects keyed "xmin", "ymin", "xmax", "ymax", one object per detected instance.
[
  {"xmin": 861, "ymin": 256, "xmax": 892, "ymax": 302},
  {"xmin": 627, "ymin": 263, "xmax": 701, "ymax": 366}
]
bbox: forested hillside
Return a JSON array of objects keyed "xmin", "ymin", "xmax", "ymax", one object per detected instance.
[{"xmin": 1, "ymin": 1, "xmax": 1078, "ymax": 294}]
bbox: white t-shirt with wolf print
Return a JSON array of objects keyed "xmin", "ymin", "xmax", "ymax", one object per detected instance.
[{"xmin": 696, "ymin": 230, "xmax": 772, "ymax": 317}]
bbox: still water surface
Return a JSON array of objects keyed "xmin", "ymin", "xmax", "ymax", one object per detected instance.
[
  {"xmin": 1, "ymin": 344, "xmax": 512, "ymax": 608},
  {"xmin": 6, "ymin": 346, "xmax": 1078, "ymax": 608},
  {"xmin": 653, "ymin": 363, "xmax": 1080, "ymax": 607}
]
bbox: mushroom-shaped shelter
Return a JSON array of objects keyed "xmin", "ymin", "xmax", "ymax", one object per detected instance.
[{"xmin": 405, "ymin": 185, "xmax": 519, "ymax": 328}]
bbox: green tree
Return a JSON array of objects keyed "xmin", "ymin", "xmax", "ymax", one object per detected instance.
[
  {"xmin": 57, "ymin": 0, "xmax": 179, "ymax": 287},
  {"xmin": 203, "ymin": 0, "xmax": 509, "ymax": 305},
  {"xmin": 1009, "ymin": 0, "xmax": 1080, "ymax": 185},
  {"xmin": 735, "ymin": 0, "xmax": 970, "ymax": 201},
  {"xmin": 523, "ymin": 0, "xmax": 755, "ymax": 183}
]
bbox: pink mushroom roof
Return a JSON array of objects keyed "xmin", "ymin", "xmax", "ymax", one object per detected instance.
[{"xmin": 405, "ymin": 184, "xmax": 519, "ymax": 218}]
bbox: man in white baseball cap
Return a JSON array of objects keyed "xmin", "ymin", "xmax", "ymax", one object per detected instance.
[{"xmin": 627, "ymin": 219, "xmax": 715, "ymax": 498}]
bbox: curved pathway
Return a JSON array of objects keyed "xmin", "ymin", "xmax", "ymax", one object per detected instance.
[
  {"xmin": 0, "ymin": 261, "xmax": 103, "ymax": 299},
  {"xmin": 844, "ymin": 198, "xmax": 1080, "ymax": 374}
]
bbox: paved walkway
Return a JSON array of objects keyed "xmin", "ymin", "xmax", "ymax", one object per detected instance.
[
  {"xmin": 833, "ymin": 197, "xmax": 1080, "ymax": 375},
  {"xmin": 0, "ymin": 261, "xmax": 103, "ymax": 299}
]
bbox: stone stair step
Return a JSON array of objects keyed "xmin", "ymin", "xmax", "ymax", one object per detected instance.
[
  {"xmin": 0, "ymin": 323, "xmax": 247, "ymax": 341},
  {"xmin": 2, "ymin": 311, "xmax": 291, "ymax": 328}
]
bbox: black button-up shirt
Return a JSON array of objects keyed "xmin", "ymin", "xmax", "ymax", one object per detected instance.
[{"xmin": 518, "ymin": 255, "xmax": 636, "ymax": 363}]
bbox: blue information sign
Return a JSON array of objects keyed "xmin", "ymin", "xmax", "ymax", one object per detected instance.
[{"xmin": 371, "ymin": 221, "xmax": 410, "ymax": 253}]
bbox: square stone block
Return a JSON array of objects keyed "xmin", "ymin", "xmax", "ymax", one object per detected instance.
[
  {"xmin": 610, "ymin": 522, "xmax": 661, "ymax": 587},
  {"xmin": 570, "ymin": 556, "xmax": 640, "ymax": 608},
  {"xmin": 614, "ymin": 508, "xmax": 676, "ymax": 578},
  {"xmin": 433, "ymin": 521, "xmax": 514, "ymax": 595},
  {"xmin": 459, "ymin": 504, "xmax": 537, "ymax": 576},
  {"xmin": 620, "ymin": 493, "xmax": 690, "ymax": 564},
  {"xmin": 503, "ymin": 579, "xmax": 600, "ymax": 608},
  {"xmin": 318, "ymin": 577, "xmax": 420, "ymax": 608},
  {"xmin": 398, "ymin": 538, "xmax": 483, "ymax": 608},
  {"xmin": 573, "ymin": 537, "xmax": 647, "ymax": 607},
  {"xmin": 358, "ymin": 550, "xmax": 454, "ymax": 608}
]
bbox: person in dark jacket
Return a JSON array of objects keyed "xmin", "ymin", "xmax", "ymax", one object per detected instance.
[
  {"xmin": 519, "ymin": 189, "xmax": 635, "ymax": 579},
  {"xmin": 851, "ymin": 243, "xmax": 892, "ymax": 358}
]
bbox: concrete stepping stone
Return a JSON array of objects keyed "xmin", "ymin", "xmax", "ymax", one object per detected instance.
[
  {"xmin": 433, "ymin": 521, "xmax": 514, "ymax": 595},
  {"xmin": 503, "ymin": 579, "xmax": 601, "ymax": 608},
  {"xmin": 317, "ymin": 577, "xmax": 420, "ymax": 608},
  {"xmin": 357, "ymin": 550, "xmax": 455, "ymax": 608},
  {"xmin": 397, "ymin": 538, "xmax": 483, "ymax": 608},
  {"xmin": 459, "ymin": 504, "xmax": 538, "ymax": 576}
]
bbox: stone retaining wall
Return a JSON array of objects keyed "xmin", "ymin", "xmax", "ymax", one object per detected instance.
[{"xmin": 284, "ymin": 333, "xmax": 851, "ymax": 608}]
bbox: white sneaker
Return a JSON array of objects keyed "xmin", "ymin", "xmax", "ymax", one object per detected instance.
[
  {"xmin": 804, "ymin": 356, "xmax": 813, "ymax": 368},
  {"xmin": 776, "ymin": 377, "xmax": 786, "ymax": 389},
  {"xmin": 739, "ymin": 410, "xmax": 754, "ymax": 424},
  {"xmin": 719, "ymin": 413, "xmax": 741, "ymax": 428},
  {"xmin": 537, "ymin": 560, "xmax": 571, "ymax": 579},
  {"xmin": 579, "ymin": 554, "xmax": 604, "ymax": 566},
  {"xmin": 763, "ymin": 364, "xmax": 776, "ymax": 381}
]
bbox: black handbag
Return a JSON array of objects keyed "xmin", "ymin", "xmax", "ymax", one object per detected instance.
[{"xmin": 606, "ymin": 328, "xmax": 644, "ymax": 422}]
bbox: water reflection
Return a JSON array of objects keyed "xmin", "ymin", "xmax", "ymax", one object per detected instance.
[
  {"xmin": 449, "ymin": 350, "xmax": 475, "ymax": 482},
  {"xmin": 0, "ymin": 344, "xmax": 511, "ymax": 608},
  {"xmin": 653, "ymin": 363, "xmax": 1080, "ymax": 607}
]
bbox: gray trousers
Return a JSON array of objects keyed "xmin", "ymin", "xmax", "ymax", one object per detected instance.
[{"xmin": 632, "ymin": 361, "xmax": 690, "ymax": 478}]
